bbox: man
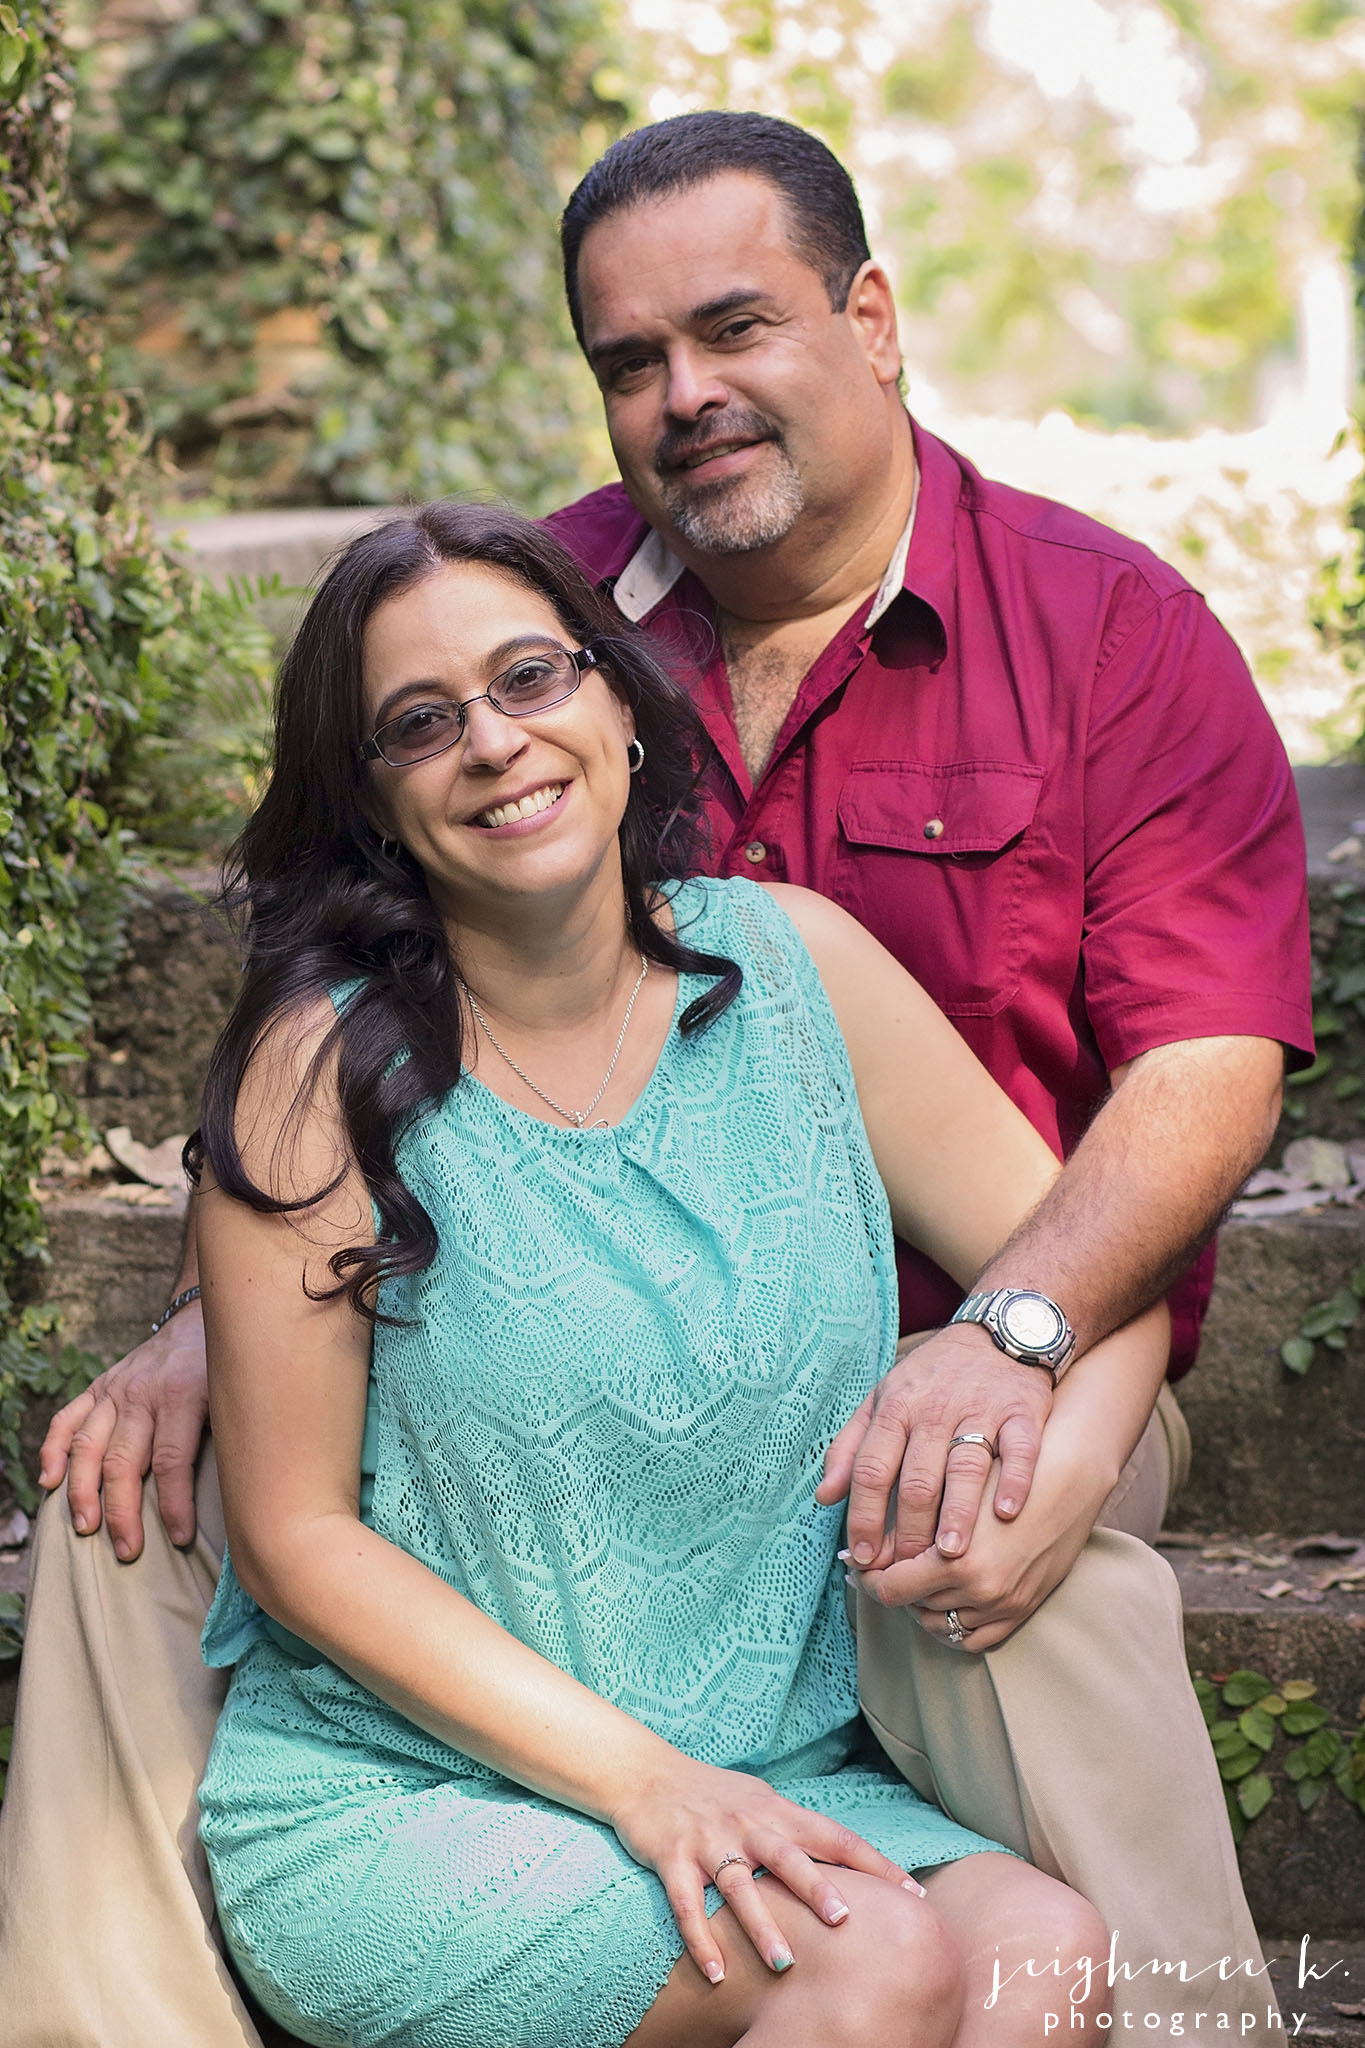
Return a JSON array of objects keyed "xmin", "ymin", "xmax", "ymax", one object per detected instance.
[{"xmin": 1, "ymin": 113, "xmax": 1307, "ymax": 2046}]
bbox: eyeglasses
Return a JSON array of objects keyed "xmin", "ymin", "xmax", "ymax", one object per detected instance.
[{"xmin": 361, "ymin": 644, "xmax": 599, "ymax": 768}]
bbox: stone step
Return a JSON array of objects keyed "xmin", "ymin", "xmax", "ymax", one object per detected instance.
[
  {"xmin": 1263, "ymin": 1940, "xmax": 1365, "ymax": 2047},
  {"xmin": 1161, "ymin": 1541, "xmax": 1365, "ymax": 1939}
]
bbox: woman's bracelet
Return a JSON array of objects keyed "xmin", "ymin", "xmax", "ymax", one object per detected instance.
[{"xmin": 149, "ymin": 1284, "xmax": 202, "ymax": 1335}]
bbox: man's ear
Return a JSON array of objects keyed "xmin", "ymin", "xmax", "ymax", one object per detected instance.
[{"xmin": 845, "ymin": 261, "xmax": 903, "ymax": 388}]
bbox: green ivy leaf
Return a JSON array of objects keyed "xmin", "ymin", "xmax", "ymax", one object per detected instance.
[
  {"xmin": 1222, "ymin": 1670, "xmax": 1274, "ymax": 1706},
  {"xmin": 1238, "ymin": 1707, "xmax": 1277, "ymax": 1752},
  {"xmin": 1285, "ymin": 1746, "xmax": 1313, "ymax": 1781},
  {"xmin": 1237, "ymin": 1772, "xmax": 1274, "ymax": 1820},
  {"xmin": 1281, "ymin": 1680, "xmax": 1319, "ymax": 1700},
  {"xmin": 1298, "ymin": 1776, "xmax": 1325, "ymax": 1812},
  {"xmin": 1218, "ymin": 1749, "xmax": 1263, "ymax": 1781},
  {"xmin": 1303, "ymin": 1727, "xmax": 1343, "ymax": 1774},
  {"xmin": 1280, "ymin": 1336, "xmax": 1316, "ymax": 1374},
  {"xmin": 1283, "ymin": 1702, "xmax": 1331, "ymax": 1735}
]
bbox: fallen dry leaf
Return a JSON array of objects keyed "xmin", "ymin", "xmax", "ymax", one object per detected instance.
[
  {"xmin": 105, "ymin": 1126, "xmax": 191, "ymax": 1189},
  {"xmin": 1201, "ymin": 1545, "xmax": 1290, "ymax": 1567},
  {"xmin": 1291, "ymin": 1587, "xmax": 1328, "ymax": 1604},
  {"xmin": 1291, "ymin": 1534, "xmax": 1362, "ymax": 1556},
  {"xmin": 1329, "ymin": 2005, "xmax": 1365, "ymax": 2020},
  {"xmin": 1282, "ymin": 1135, "xmax": 1352, "ymax": 1188},
  {"xmin": 1257, "ymin": 1580, "xmax": 1295, "ymax": 1599}
]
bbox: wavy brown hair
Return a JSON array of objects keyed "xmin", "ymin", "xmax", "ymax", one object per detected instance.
[{"xmin": 191, "ymin": 500, "xmax": 740, "ymax": 1317}]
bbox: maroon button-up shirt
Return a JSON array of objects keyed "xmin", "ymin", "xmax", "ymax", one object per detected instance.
[{"xmin": 546, "ymin": 420, "xmax": 1313, "ymax": 1377}]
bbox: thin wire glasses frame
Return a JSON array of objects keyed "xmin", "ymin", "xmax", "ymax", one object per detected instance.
[{"xmin": 360, "ymin": 644, "xmax": 601, "ymax": 768}]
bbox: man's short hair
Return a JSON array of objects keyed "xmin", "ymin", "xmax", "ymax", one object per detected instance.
[{"xmin": 560, "ymin": 110, "xmax": 872, "ymax": 348}]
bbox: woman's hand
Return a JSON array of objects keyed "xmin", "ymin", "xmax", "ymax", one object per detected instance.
[
  {"xmin": 608, "ymin": 1756, "xmax": 923, "ymax": 1984},
  {"xmin": 850, "ymin": 1446, "xmax": 1095, "ymax": 1651}
]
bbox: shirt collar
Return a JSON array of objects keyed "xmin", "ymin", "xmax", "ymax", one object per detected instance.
[{"xmin": 611, "ymin": 412, "xmax": 950, "ymax": 648}]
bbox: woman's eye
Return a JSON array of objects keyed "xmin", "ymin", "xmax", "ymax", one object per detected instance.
[
  {"xmin": 500, "ymin": 660, "xmax": 556, "ymax": 699},
  {"xmin": 392, "ymin": 704, "xmax": 454, "ymax": 741}
]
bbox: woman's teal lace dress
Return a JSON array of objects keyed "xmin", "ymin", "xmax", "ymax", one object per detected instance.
[{"xmin": 199, "ymin": 877, "xmax": 1003, "ymax": 2048}]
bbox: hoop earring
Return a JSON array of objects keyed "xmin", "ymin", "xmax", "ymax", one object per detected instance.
[
  {"xmin": 380, "ymin": 835, "xmax": 401, "ymax": 857},
  {"xmin": 626, "ymin": 738, "xmax": 645, "ymax": 774}
]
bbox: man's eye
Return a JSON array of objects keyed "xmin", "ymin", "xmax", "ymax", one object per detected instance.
[
  {"xmin": 716, "ymin": 318, "xmax": 759, "ymax": 342},
  {"xmin": 608, "ymin": 355, "xmax": 655, "ymax": 389}
]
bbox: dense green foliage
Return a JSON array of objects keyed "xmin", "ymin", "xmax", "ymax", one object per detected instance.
[
  {"xmin": 0, "ymin": 0, "xmax": 269, "ymax": 1507},
  {"xmin": 1316, "ymin": 119, "xmax": 1365, "ymax": 735},
  {"xmin": 68, "ymin": 0, "xmax": 625, "ymax": 508}
]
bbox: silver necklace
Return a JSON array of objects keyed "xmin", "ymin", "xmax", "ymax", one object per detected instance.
[{"xmin": 467, "ymin": 953, "xmax": 650, "ymax": 1130}]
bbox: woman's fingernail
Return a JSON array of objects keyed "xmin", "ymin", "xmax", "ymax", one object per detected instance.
[
  {"xmin": 705, "ymin": 1959, "xmax": 725, "ymax": 1984},
  {"xmin": 998, "ymin": 1497, "xmax": 1016, "ymax": 1515},
  {"xmin": 825, "ymin": 1900, "xmax": 849, "ymax": 1924},
  {"xmin": 771, "ymin": 1948, "xmax": 794, "ymax": 1973},
  {"xmin": 836, "ymin": 1547, "xmax": 851, "ymax": 1561},
  {"xmin": 903, "ymin": 1877, "xmax": 927, "ymax": 1897}
]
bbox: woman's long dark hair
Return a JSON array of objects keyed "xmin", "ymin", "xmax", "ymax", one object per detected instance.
[{"xmin": 192, "ymin": 500, "xmax": 741, "ymax": 1317}]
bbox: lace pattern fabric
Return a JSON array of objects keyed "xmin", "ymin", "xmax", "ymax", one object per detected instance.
[{"xmin": 200, "ymin": 877, "xmax": 1004, "ymax": 2048}]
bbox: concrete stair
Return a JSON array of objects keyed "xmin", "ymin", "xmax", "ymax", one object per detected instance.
[{"xmin": 2, "ymin": 729, "xmax": 1363, "ymax": 2030}]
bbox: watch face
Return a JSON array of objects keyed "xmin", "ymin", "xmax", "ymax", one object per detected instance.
[{"xmin": 999, "ymin": 1293, "xmax": 1066, "ymax": 1353}]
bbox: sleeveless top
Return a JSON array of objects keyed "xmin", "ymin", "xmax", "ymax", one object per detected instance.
[{"xmin": 203, "ymin": 876, "xmax": 899, "ymax": 1780}]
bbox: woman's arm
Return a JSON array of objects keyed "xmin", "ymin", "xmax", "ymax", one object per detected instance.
[
  {"xmin": 201, "ymin": 999, "xmax": 916, "ymax": 1987},
  {"xmin": 766, "ymin": 883, "xmax": 1172, "ymax": 1594}
]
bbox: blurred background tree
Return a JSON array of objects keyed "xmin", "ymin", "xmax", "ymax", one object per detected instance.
[
  {"xmin": 66, "ymin": 0, "xmax": 627, "ymax": 509},
  {"xmin": 630, "ymin": 0, "xmax": 1362, "ymax": 435}
]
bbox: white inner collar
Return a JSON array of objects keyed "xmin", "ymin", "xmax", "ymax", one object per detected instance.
[{"xmin": 611, "ymin": 462, "xmax": 920, "ymax": 630}]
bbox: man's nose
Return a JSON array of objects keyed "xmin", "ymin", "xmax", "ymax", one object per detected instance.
[
  {"xmin": 459, "ymin": 695, "xmax": 529, "ymax": 770},
  {"xmin": 663, "ymin": 345, "xmax": 728, "ymax": 422}
]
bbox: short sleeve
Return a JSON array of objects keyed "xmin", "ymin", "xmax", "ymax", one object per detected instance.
[{"xmin": 1081, "ymin": 588, "xmax": 1312, "ymax": 1073}]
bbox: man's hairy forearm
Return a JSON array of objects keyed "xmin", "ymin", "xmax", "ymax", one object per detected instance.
[{"xmin": 971, "ymin": 1035, "xmax": 1284, "ymax": 1356}]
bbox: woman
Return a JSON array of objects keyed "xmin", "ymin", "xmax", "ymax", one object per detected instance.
[{"xmin": 194, "ymin": 502, "xmax": 1166, "ymax": 2048}]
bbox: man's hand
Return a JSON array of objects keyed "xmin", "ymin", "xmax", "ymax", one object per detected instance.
[
  {"xmin": 815, "ymin": 1324, "xmax": 1052, "ymax": 1571},
  {"xmin": 38, "ymin": 1301, "xmax": 210, "ymax": 1560}
]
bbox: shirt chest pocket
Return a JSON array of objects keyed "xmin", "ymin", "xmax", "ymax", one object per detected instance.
[{"xmin": 833, "ymin": 762, "xmax": 1045, "ymax": 1018}]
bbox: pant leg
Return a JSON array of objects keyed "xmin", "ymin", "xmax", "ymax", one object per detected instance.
[
  {"xmin": 0, "ymin": 1440, "xmax": 268, "ymax": 2048},
  {"xmin": 856, "ymin": 1388, "xmax": 1277, "ymax": 2034}
]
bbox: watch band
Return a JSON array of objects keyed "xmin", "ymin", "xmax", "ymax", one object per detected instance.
[{"xmin": 949, "ymin": 1287, "xmax": 1075, "ymax": 1381}]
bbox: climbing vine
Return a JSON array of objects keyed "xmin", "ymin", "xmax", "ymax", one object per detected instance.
[
  {"xmin": 1195, "ymin": 1668, "xmax": 1365, "ymax": 1842},
  {"xmin": 0, "ymin": 0, "xmax": 268, "ymax": 1509},
  {"xmin": 67, "ymin": 0, "xmax": 627, "ymax": 509}
]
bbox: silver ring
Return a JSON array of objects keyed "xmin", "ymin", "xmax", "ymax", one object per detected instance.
[
  {"xmin": 944, "ymin": 1609, "xmax": 967, "ymax": 1645},
  {"xmin": 948, "ymin": 1432, "xmax": 999, "ymax": 1457},
  {"xmin": 713, "ymin": 1852, "xmax": 753, "ymax": 1884}
]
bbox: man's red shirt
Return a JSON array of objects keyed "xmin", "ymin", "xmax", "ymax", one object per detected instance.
[{"xmin": 545, "ymin": 420, "xmax": 1313, "ymax": 1376}]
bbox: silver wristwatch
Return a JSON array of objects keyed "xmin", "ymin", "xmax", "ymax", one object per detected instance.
[{"xmin": 948, "ymin": 1287, "xmax": 1075, "ymax": 1384}]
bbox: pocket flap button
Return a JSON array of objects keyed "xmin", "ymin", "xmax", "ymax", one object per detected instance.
[{"xmin": 923, "ymin": 817, "xmax": 945, "ymax": 840}]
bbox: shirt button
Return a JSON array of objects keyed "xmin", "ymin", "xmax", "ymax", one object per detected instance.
[
  {"xmin": 923, "ymin": 818, "xmax": 945, "ymax": 840},
  {"xmin": 744, "ymin": 841, "xmax": 767, "ymax": 864}
]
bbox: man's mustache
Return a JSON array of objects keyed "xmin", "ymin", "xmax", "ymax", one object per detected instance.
[{"xmin": 654, "ymin": 407, "xmax": 784, "ymax": 480}]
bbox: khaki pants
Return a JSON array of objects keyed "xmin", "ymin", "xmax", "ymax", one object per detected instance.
[{"xmin": 0, "ymin": 1388, "xmax": 1274, "ymax": 2046}]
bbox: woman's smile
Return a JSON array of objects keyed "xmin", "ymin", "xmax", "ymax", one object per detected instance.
[{"xmin": 468, "ymin": 778, "xmax": 570, "ymax": 833}]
